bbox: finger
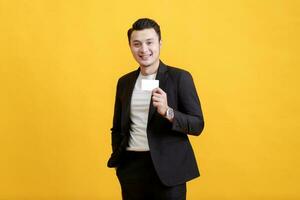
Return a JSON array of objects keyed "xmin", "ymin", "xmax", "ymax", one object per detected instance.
[
  {"xmin": 154, "ymin": 87, "xmax": 165, "ymax": 95},
  {"xmin": 153, "ymin": 101, "xmax": 163, "ymax": 107},
  {"xmin": 152, "ymin": 96, "xmax": 162, "ymax": 102},
  {"xmin": 152, "ymin": 87, "xmax": 164, "ymax": 95},
  {"xmin": 152, "ymin": 92, "xmax": 163, "ymax": 98},
  {"xmin": 152, "ymin": 101, "xmax": 159, "ymax": 107}
]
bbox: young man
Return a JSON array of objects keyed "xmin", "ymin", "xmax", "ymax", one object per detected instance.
[{"xmin": 107, "ymin": 18, "xmax": 204, "ymax": 200}]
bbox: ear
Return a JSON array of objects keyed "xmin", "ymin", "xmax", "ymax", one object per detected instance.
[{"xmin": 159, "ymin": 40, "xmax": 162, "ymax": 48}]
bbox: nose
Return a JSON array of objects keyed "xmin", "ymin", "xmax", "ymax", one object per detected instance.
[{"xmin": 140, "ymin": 43, "xmax": 148, "ymax": 53}]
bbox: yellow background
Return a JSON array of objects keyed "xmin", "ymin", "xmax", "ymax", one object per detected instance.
[{"xmin": 0, "ymin": 0, "xmax": 299, "ymax": 199}]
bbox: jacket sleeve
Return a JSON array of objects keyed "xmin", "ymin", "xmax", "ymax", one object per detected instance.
[
  {"xmin": 171, "ymin": 71, "xmax": 204, "ymax": 136},
  {"xmin": 110, "ymin": 79, "xmax": 123, "ymax": 152}
]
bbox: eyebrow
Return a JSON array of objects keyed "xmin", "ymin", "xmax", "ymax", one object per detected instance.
[{"xmin": 132, "ymin": 38, "xmax": 155, "ymax": 43}]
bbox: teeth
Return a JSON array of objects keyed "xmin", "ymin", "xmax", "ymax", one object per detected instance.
[{"xmin": 140, "ymin": 54, "xmax": 152, "ymax": 59}]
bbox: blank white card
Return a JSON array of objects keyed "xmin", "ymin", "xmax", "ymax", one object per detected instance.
[{"xmin": 141, "ymin": 79, "xmax": 159, "ymax": 91}]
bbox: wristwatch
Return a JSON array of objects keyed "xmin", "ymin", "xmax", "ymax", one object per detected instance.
[{"xmin": 165, "ymin": 107, "xmax": 174, "ymax": 120}]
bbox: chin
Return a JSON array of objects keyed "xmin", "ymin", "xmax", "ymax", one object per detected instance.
[{"xmin": 138, "ymin": 61, "xmax": 153, "ymax": 67}]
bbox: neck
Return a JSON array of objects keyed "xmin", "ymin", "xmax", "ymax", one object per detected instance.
[{"xmin": 140, "ymin": 60, "xmax": 160, "ymax": 76}]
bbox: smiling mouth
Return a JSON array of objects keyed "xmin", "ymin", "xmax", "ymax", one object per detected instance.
[{"xmin": 139, "ymin": 54, "xmax": 152, "ymax": 60}]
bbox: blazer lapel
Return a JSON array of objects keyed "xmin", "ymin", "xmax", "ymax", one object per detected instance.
[{"xmin": 147, "ymin": 61, "xmax": 169, "ymax": 125}]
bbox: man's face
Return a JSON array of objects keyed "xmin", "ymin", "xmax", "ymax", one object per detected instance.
[{"xmin": 129, "ymin": 28, "xmax": 161, "ymax": 68}]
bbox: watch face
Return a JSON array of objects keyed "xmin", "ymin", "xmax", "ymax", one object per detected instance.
[{"xmin": 167, "ymin": 108, "xmax": 174, "ymax": 118}]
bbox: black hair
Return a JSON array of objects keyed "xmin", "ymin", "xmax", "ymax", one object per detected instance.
[{"xmin": 127, "ymin": 18, "xmax": 161, "ymax": 43}]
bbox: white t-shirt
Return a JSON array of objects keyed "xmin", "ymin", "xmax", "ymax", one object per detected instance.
[{"xmin": 126, "ymin": 72, "xmax": 157, "ymax": 151}]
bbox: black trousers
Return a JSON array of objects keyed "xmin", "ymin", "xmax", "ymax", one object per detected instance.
[{"xmin": 116, "ymin": 151, "xmax": 186, "ymax": 200}]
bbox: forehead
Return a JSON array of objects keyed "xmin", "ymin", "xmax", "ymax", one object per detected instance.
[{"xmin": 130, "ymin": 28, "xmax": 159, "ymax": 42}]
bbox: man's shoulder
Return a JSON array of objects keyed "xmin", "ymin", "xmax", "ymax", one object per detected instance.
[
  {"xmin": 117, "ymin": 69, "xmax": 138, "ymax": 83},
  {"xmin": 166, "ymin": 64, "xmax": 189, "ymax": 73},
  {"xmin": 165, "ymin": 64, "xmax": 192, "ymax": 78}
]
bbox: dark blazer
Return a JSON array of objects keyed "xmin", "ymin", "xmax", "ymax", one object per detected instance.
[{"xmin": 107, "ymin": 60, "xmax": 204, "ymax": 186}]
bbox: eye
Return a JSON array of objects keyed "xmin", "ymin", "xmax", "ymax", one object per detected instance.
[
  {"xmin": 147, "ymin": 41, "xmax": 153, "ymax": 45},
  {"xmin": 133, "ymin": 43, "xmax": 140, "ymax": 47}
]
